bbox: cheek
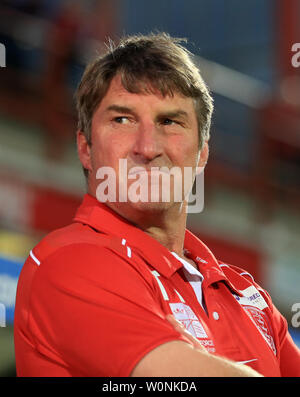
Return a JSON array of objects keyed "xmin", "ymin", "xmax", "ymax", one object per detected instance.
[
  {"xmin": 108, "ymin": 133, "xmax": 134, "ymax": 164},
  {"xmin": 170, "ymin": 136, "xmax": 199, "ymax": 167},
  {"xmin": 90, "ymin": 131, "xmax": 132, "ymax": 169}
]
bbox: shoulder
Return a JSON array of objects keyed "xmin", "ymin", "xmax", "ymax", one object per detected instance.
[
  {"xmin": 28, "ymin": 223, "xmax": 152, "ymax": 286},
  {"xmin": 31, "ymin": 222, "xmax": 124, "ymax": 266},
  {"xmin": 24, "ymin": 226, "xmax": 157, "ymax": 314},
  {"xmin": 33, "ymin": 222, "xmax": 107, "ymax": 259}
]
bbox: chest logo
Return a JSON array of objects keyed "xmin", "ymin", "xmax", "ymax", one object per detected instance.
[{"xmin": 169, "ymin": 302, "xmax": 208, "ymax": 339}]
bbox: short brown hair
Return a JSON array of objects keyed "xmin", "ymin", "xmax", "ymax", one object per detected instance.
[{"xmin": 75, "ymin": 32, "xmax": 213, "ymax": 173}]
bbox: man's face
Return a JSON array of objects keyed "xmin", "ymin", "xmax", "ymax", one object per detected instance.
[{"xmin": 77, "ymin": 74, "xmax": 207, "ymax": 218}]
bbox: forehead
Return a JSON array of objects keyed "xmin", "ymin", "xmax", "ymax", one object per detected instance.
[{"xmin": 98, "ymin": 74, "xmax": 197, "ymax": 113}]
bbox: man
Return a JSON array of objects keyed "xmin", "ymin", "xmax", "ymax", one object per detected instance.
[{"xmin": 14, "ymin": 33, "xmax": 300, "ymax": 377}]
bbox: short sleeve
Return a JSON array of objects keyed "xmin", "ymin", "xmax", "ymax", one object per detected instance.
[{"xmin": 28, "ymin": 244, "xmax": 188, "ymax": 376}]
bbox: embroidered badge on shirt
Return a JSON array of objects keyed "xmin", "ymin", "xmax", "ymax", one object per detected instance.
[
  {"xmin": 244, "ymin": 306, "xmax": 277, "ymax": 355},
  {"xmin": 169, "ymin": 302, "xmax": 216, "ymax": 353},
  {"xmin": 169, "ymin": 302, "xmax": 208, "ymax": 338}
]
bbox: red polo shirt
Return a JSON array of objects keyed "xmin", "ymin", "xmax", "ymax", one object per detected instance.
[{"xmin": 14, "ymin": 194, "xmax": 300, "ymax": 377}]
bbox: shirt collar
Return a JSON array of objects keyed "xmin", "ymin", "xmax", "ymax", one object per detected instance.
[
  {"xmin": 73, "ymin": 194, "xmax": 237, "ymax": 290},
  {"xmin": 171, "ymin": 251, "xmax": 204, "ymax": 280}
]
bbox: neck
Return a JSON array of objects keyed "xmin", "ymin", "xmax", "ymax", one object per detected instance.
[
  {"xmin": 142, "ymin": 210, "xmax": 187, "ymax": 257},
  {"xmin": 105, "ymin": 200, "xmax": 188, "ymax": 256},
  {"xmin": 140, "ymin": 208, "xmax": 198, "ymax": 269}
]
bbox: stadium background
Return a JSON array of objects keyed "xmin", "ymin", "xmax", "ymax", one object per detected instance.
[{"xmin": 0, "ymin": 0, "xmax": 300, "ymax": 376}]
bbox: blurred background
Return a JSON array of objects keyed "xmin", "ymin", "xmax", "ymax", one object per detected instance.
[{"xmin": 0, "ymin": 0, "xmax": 300, "ymax": 376}]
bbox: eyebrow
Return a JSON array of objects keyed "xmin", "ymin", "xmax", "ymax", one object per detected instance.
[
  {"xmin": 106, "ymin": 105, "xmax": 189, "ymax": 121},
  {"xmin": 106, "ymin": 105, "xmax": 136, "ymax": 115},
  {"xmin": 157, "ymin": 110, "xmax": 189, "ymax": 121}
]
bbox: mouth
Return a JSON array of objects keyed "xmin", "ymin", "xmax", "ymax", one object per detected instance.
[{"xmin": 128, "ymin": 167, "xmax": 171, "ymax": 177}]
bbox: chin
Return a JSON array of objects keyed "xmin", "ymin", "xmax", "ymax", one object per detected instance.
[
  {"xmin": 128, "ymin": 200, "xmax": 173, "ymax": 213},
  {"xmin": 126, "ymin": 199, "xmax": 187, "ymax": 218}
]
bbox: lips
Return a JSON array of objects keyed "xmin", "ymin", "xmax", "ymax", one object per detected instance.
[{"xmin": 128, "ymin": 167, "xmax": 170, "ymax": 177}]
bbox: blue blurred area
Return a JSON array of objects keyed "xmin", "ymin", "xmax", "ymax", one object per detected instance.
[
  {"xmin": 121, "ymin": 0, "xmax": 276, "ymax": 82},
  {"xmin": 0, "ymin": 255, "xmax": 23, "ymax": 324},
  {"xmin": 1, "ymin": 0, "xmax": 276, "ymax": 82},
  {"xmin": 289, "ymin": 329, "xmax": 300, "ymax": 349}
]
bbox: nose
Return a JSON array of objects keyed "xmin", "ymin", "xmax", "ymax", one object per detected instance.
[{"xmin": 131, "ymin": 121, "xmax": 163, "ymax": 164}]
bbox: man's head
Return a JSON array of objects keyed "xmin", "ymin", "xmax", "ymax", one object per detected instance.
[
  {"xmin": 75, "ymin": 32, "xmax": 213, "ymax": 219},
  {"xmin": 76, "ymin": 33, "xmax": 213, "ymax": 158}
]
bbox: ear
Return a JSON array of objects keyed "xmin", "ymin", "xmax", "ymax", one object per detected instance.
[
  {"xmin": 196, "ymin": 141, "xmax": 209, "ymax": 173},
  {"xmin": 77, "ymin": 131, "xmax": 92, "ymax": 172}
]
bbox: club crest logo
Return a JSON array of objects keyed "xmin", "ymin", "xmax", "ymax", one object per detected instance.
[
  {"xmin": 244, "ymin": 306, "xmax": 276, "ymax": 355},
  {"xmin": 168, "ymin": 302, "xmax": 215, "ymax": 353}
]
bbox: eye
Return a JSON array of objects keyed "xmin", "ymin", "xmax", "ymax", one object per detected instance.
[
  {"xmin": 162, "ymin": 118, "xmax": 177, "ymax": 125},
  {"xmin": 114, "ymin": 116, "xmax": 130, "ymax": 124}
]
